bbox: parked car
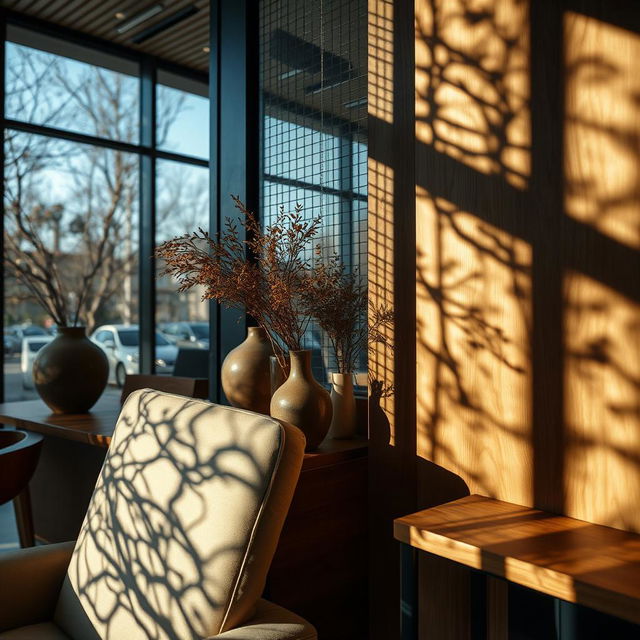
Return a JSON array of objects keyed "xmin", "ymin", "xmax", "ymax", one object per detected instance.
[
  {"xmin": 5, "ymin": 324, "xmax": 50, "ymax": 356},
  {"xmin": 21, "ymin": 335, "xmax": 54, "ymax": 389},
  {"xmin": 91, "ymin": 324, "xmax": 179, "ymax": 387},
  {"xmin": 160, "ymin": 321, "xmax": 209, "ymax": 349}
]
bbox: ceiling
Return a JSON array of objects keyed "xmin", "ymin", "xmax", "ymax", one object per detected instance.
[
  {"xmin": 1, "ymin": 0, "xmax": 367, "ymax": 129},
  {"xmin": 1, "ymin": 0, "xmax": 210, "ymax": 72}
]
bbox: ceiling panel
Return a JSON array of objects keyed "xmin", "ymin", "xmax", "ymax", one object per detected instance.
[
  {"xmin": 1, "ymin": 0, "xmax": 210, "ymax": 72},
  {"xmin": 1, "ymin": 0, "xmax": 367, "ymax": 127}
]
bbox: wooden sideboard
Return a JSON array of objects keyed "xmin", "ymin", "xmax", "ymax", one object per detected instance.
[{"xmin": 268, "ymin": 438, "xmax": 369, "ymax": 640}]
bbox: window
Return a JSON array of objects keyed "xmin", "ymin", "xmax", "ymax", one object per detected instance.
[
  {"xmin": 259, "ymin": 0, "xmax": 368, "ymax": 383},
  {"xmin": 4, "ymin": 131, "xmax": 140, "ymax": 333},
  {"xmin": 157, "ymin": 70, "xmax": 209, "ymax": 160},
  {"xmin": 2, "ymin": 25, "xmax": 209, "ymax": 401},
  {"xmin": 155, "ymin": 159, "xmax": 209, "ymax": 374},
  {"xmin": 6, "ymin": 27, "xmax": 139, "ymax": 143}
]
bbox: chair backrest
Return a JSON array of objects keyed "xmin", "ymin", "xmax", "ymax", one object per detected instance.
[
  {"xmin": 0, "ymin": 430, "xmax": 42, "ymax": 505},
  {"xmin": 173, "ymin": 347, "xmax": 210, "ymax": 378},
  {"xmin": 54, "ymin": 389, "xmax": 306, "ymax": 639},
  {"xmin": 120, "ymin": 374, "xmax": 209, "ymax": 405}
]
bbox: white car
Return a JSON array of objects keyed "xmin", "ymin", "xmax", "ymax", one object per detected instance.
[
  {"xmin": 91, "ymin": 324, "xmax": 179, "ymax": 387},
  {"xmin": 21, "ymin": 335, "xmax": 54, "ymax": 389},
  {"xmin": 7, "ymin": 324, "xmax": 50, "ymax": 356}
]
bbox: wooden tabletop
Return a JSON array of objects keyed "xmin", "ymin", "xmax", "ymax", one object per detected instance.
[
  {"xmin": 0, "ymin": 395, "xmax": 369, "ymax": 464},
  {"xmin": 394, "ymin": 494, "xmax": 640, "ymax": 625},
  {"xmin": 0, "ymin": 395, "xmax": 120, "ymax": 447}
]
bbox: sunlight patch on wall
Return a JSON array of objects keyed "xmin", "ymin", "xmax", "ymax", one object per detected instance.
[
  {"xmin": 415, "ymin": 0, "xmax": 530, "ymax": 189},
  {"xmin": 564, "ymin": 272, "xmax": 640, "ymax": 532},
  {"xmin": 368, "ymin": 0, "xmax": 394, "ymax": 124},
  {"xmin": 369, "ymin": 157, "xmax": 395, "ymax": 441},
  {"xmin": 416, "ymin": 188, "xmax": 532, "ymax": 504},
  {"xmin": 564, "ymin": 13, "xmax": 640, "ymax": 250}
]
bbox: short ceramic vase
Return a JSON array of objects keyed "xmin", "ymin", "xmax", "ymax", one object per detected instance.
[
  {"xmin": 33, "ymin": 326, "xmax": 109, "ymax": 414},
  {"xmin": 327, "ymin": 372, "xmax": 357, "ymax": 439},
  {"xmin": 270, "ymin": 349, "xmax": 332, "ymax": 451},
  {"xmin": 221, "ymin": 326, "xmax": 273, "ymax": 414}
]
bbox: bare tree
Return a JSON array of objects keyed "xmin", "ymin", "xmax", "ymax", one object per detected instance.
[{"xmin": 4, "ymin": 42, "xmax": 201, "ymax": 331}]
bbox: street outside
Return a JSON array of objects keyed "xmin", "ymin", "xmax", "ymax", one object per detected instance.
[{"xmin": 3, "ymin": 355, "xmax": 121, "ymax": 403}]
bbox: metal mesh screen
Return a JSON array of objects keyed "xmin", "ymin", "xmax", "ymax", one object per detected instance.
[{"xmin": 259, "ymin": 0, "xmax": 367, "ymax": 383}]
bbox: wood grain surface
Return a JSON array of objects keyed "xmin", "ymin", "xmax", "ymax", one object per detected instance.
[{"xmin": 395, "ymin": 495, "xmax": 640, "ymax": 625}]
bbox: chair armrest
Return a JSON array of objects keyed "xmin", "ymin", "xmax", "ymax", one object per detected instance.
[
  {"xmin": 0, "ymin": 542, "xmax": 74, "ymax": 632},
  {"xmin": 211, "ymin": 599, "xmax": 317, "ymax": 640}
]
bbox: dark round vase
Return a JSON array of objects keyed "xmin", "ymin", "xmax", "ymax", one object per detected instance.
[{"xmin": 33, "ymin": 326, "xmax": 109, "ymax": 414}]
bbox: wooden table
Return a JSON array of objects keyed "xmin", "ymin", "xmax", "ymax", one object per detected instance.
[
  {"xmin": 394, "ymin": 495, "xmax": 640, "ymax": 638},
  {"xmin": 0, "ymin": 395, "xmax": 121, "ymax": 447}
]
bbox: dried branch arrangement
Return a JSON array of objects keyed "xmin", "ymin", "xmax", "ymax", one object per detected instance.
[
  {"xmin": 157, "ymin": 196, "xmax": 389, "ymax": 381},
  {"xmin": 302, "ymin": 251, "xmax": 367, "ymax": 374},
  {"xmin": 156, "ymin": 196, "xmax": 322, "ymax": 372}
]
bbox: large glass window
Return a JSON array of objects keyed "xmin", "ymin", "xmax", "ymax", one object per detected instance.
[
  {"xmin": 156, "ymin": 159, "xmax": 210, "ymax": 374},
  {"xmin": 6, "ymin": 27, "xmax": 140, "ymax": 143},
  {"xmin": 2, "ymin": 26, "xmax": 209, "ymax": 400},
  {"xmin": 157, "ymin": 69, "xmax": 209, "ymax": 160}
]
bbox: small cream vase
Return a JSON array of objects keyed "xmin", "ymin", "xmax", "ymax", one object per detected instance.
[{"xmin": 327, "ymin": 372, "xmax": 357, "ymax": 439}]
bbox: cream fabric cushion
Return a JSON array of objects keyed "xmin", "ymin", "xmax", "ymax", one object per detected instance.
[
  {"xmin": 53, "ymin": 389, "xmax": 306, "ymax": 639},
  {"xmin": 213, "ymin": 600, "xmax": 316, "ymax": 639}
]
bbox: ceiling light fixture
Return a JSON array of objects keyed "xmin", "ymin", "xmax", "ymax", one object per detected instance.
[
  {"xmin": 114, "ymin": 11, "xmax": 126, "ymax": 20},
  {"xmin": 343, "ymin": 97, "xmax": 367, "ymax": 109},
  {"xmin": 131, "ymin": 5, "xmax": 199, "ymax": 44},
  {"xmin": 116, "ymin": 4, "xmax": 164, "ymax": 35},
  {"xmin": 202, "ymin": 46, "xmax": 210, "ymax": 53}
]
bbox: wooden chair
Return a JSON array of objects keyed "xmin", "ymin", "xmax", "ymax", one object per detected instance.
[
  {"xmin": 0, "ymin": 429, "xmax": 43, "ymax": 547},
  {"xmin": 120, "ymin": 374, "xmax": 209, "ymax": 405},
  {"xmin": 0, "ymin": 390, "xmax": 316, "ymax": 639}
]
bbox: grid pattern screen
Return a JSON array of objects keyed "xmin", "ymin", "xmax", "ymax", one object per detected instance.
[{"xmin": 259, "ymin": 0, "xmax": 367, "ymax": 382}]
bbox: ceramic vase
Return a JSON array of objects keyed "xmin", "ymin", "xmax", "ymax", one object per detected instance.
[
  {"xmin": 33, "ymin": 326, "xmax": 109, "ymax": 414},
  {"xmin": 327, "ymin": 372, "xmax": 357, "ymax": 439},
  {"xmin": 270, "ymin": 349, "xmax": 332, "ymax": 451},
  {"xmin": 269, "ymin": 354, "xmax": 290, "ymax": 395},
  {"xmin": 221, "ymin": 327, "xmax": 273, "ymax": 414}
]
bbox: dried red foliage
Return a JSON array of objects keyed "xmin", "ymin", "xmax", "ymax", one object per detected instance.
[{"xmin": 156, "ymin": 196, "xmax": 321, "ymax": 372}]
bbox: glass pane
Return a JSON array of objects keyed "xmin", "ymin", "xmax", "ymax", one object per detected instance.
[
  {"xmin": 156, "ymin": 160, "xmax": 210, "ymax": 377},
  {"xmin": 259, "ymin": 0, "xmax": 368, "ymax": 384},
  {"xmin": 6, "ymin": 28, "xmax": 140, "ymax": 144},
  {"xmin": 3, "ymin": 130, "xmax": 138, "ymax": 401},
  {"xmin": 157, "ymin": 69, "xmax": 209, "ymax": 160}
]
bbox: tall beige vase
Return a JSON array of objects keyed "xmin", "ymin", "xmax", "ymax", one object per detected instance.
[
  {"xmin": 221, "ymin": 327, "xmax": 273, "ymax": 414},
  {"xmin": 327, "ymin": 373, "xmax": 357, "ymax": 439},
  {"xmin": 270, "ymin": 349, "xmax": 332, "ymax": 451}
]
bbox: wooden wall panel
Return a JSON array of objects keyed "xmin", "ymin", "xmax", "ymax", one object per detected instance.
[{"xmin": 368, "ymin": 0, "xmax": 640, "ymax": 637}]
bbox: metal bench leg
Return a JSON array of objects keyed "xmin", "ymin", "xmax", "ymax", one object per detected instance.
[
  {"xmin": 554, "ymin": 599, "xmax": 578, "ymax": 640},
  {"xmin": 400, "ymin": 543, "xmax": 418, "ymax": 640}
]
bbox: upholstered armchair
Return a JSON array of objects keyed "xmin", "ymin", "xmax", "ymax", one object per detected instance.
[{"xmin": 0, "ymin": 390, "xmax": 316, "ymax": 639}]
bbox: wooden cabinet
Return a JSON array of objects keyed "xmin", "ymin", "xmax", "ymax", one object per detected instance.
[{"xmin": 267, "ymin": 439, "xmax": 369, "ymax": 640}]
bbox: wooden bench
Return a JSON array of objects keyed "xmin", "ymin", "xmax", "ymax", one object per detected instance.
[{"xmin": 394, "ymin": 494, "xmax": 640, "ymax": 637}]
